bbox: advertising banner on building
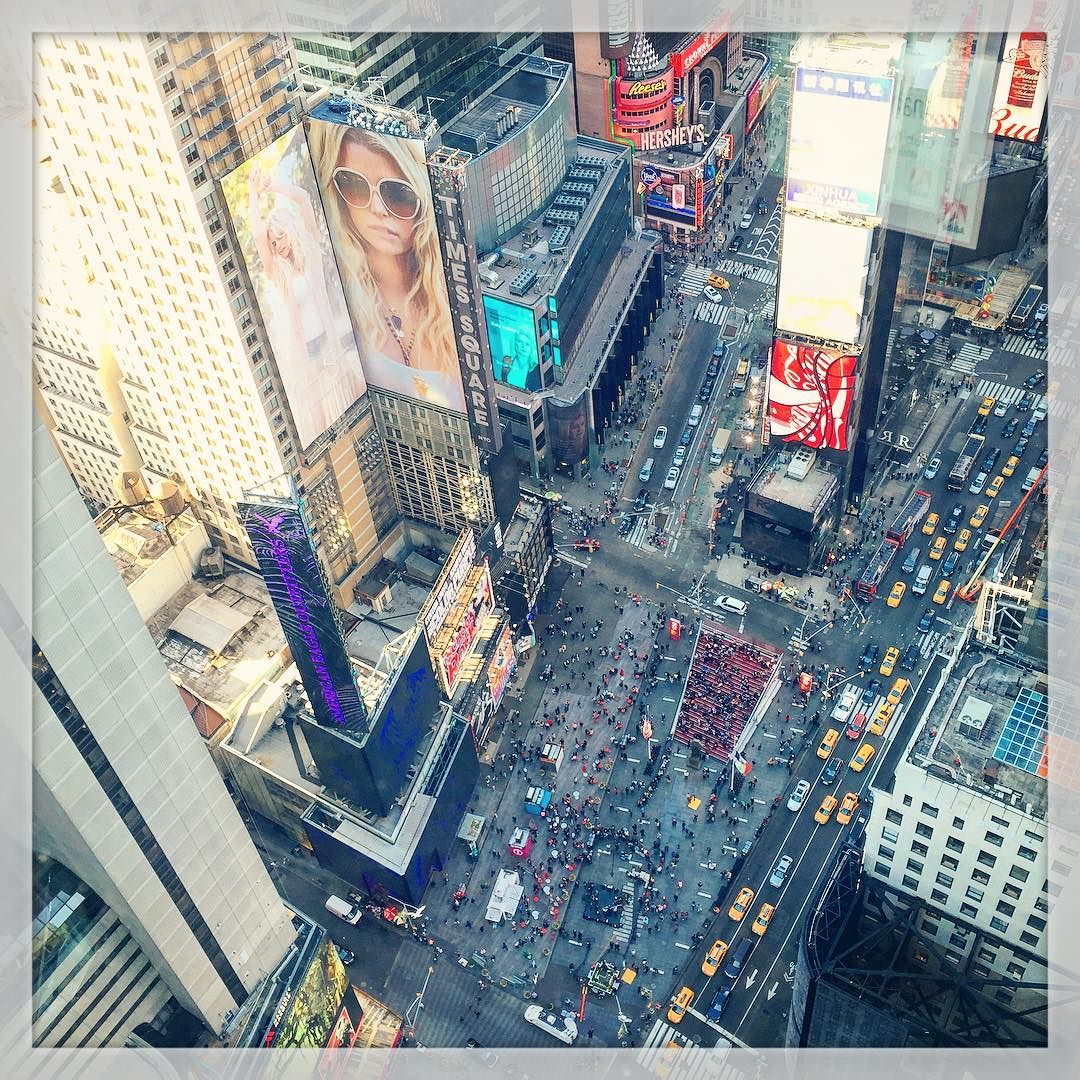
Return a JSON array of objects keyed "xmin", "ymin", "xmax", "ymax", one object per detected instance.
[
  {"xmin": 768, "ymin": 340, "xmax": 859, "ymax": 451},
  {"xmin": 776, "ymin": 216, "xmax": 872, "ymax": 345},
  {"xmin": 548, "ymin": 396, "xmax": 592, "ymax": 469},
  {"xmin": 435, "ymin": 566, "xmax": 494, "ymax": 694},
  {"xmin": 305, "ymin": 114, "xmax": 466, "ymax": 413},
  {"xmin": 239, "ymin": 494, "xmax": 368, "ymax": 731},
  {"xmin": 785, "ymin": 67, "xmax": 895, "ymax": 218},
  {"xmin": 671, "ymin": 31, "xmax": 726, "ymax": 78},
  {"xmin": 420, "ymin": 529, "xmax": 478, "ymax": 643},
  {"xmin": 221, "ymin": 126, "xmax": 367, "ymax": 451},
  {"xmin": 989, "ymin": 30, "xmax": 1048, "ymax": 142},
  {"xmin": 271, "ymin": 938, "xmax": 348, "ymax": 1048},
  {"xmin": 483, "ymin": 295, "xmax": 541, "ymax": 392},
  {"xmin": 487, "ymin": 624, "xmax": 517, "ymax": 711},
  {"xmin": 744, "ymin": 62, "xmax": 777, "ymax": 134},
  {"xmin": 430, "ymin": 154, "xmax": 503, "ymax": 453}
]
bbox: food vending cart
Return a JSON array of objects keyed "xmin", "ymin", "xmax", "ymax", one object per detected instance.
[
  {"xmin": 524, "ymin": 786, "xmax": 553, "ymax": 815},
  {"xmin": 540, "ymin": 742, "xmax": 565, "ymax": 772},
  {"xmin": 507, "ymin": 826, "xmax": 534, "ymax": 858}
]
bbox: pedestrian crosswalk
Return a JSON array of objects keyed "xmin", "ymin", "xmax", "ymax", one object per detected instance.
[
  {"xmin": 950, "ymin": 342, "xmax": 994, "ymax": 374},
  {"xmin": 715, "ymin": 258, "xmax": 777, "ymax": 286},
  {"xmin": 678, "ymin": 264, "xmax": 712, "ymax": 296},
  {"xmin": 972, "ymin": 378, "xmax": 1046, "ymax": 411},
  {"xmin": 611, "ymin": 882, "xmax": 637, "ymax": 945},
  {"xmin": 1003, "ymin": 332, "xmax": 1047, "ymax": 358},
  {"xmin": 694, "ymin": 300, "xmax": 728, "ymax": 325},
  {"xmin": 641, "ymin": 1018, "xmax": 698, "ymax": 1051}
]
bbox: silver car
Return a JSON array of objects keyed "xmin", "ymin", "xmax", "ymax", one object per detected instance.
[
  {"xmin": 769, "ymin": 854, "xmax": 793, "ymax": 888},
  {"xmin": 787, "ymin": 779, "xmax": 811, "ymax": 811}
]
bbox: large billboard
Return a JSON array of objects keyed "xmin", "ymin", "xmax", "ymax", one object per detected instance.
[
  {"xmin": 419, "ymin": 529, "xmax": 477, "ymax": 643},
  {"xmin": 483, "ymin": 295, "xmax": 541, "ymax": 392},
  {"xmin": 486, "ymin": 623, "xmax": 517, "ymax": 711},
  {"xmin": 220, "ymin": 126, "xmax": 367, "ymax": 450},
  {"xmin": 433, "ymin": 566, "xmax": 494, "ymax": 694},
  {"xmin": 785, "ymin": 67, "xmax": 894, "ymax": 218},
  {"xmin": 768, "ymin": 341, "xmax": 859, "ymax": 451},
  {"xmin": 272, "ymin": 938, "xmax": 348, "ymax": 1048},
  {"xmin": 239, "ymin": 494, "xmax": 368, "ymax": 732},
  {"xmin": 989, "ymin": 31, "xmax": 1048, "ymax": 142},
  {"xmin": 430, "ymin": 156, "xmax": 502, "ymax": 454},
  {"xmin": 776, "ymin": 216, "xmax": 872, "ymax": 345},
  {"xmin": 306, "ymin": 113, "xmax": 466, "ymax": 413}
]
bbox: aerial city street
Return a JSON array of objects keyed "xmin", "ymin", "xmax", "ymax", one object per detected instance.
[{"xmin": 27, "ymin": 23, "xmax": 1060, "ymax": 1063}]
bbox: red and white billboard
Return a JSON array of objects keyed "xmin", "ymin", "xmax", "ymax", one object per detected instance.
[
  {"xmin": 768, "ymin": 341, "xmax": 858, "ymax": 451},
  {"xmin": 989, "ymin": 31, "xmax": 1048, "ymax": 143},
  {"xmin": 671, "ymin": 31, "xmax": 726, "ymax": 78}
]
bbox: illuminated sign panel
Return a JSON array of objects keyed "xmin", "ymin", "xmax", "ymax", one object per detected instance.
[
  {"xmin": 420, "ymin": 529, "xmax": 478, "ymax": 643},
  {"xmin": 430, "ymin": 159, "xmax": 501, "ymax": 453},
  {"xmin": 637, "ymin": 124, "xmax": 705, "ymax": 151},
  {"xmin": 671, "ymin": 31, "xmax": 726, "ymax": 78},
  {"xmin": 487, "ymin": 624, "xmax": 517, "ymax": 710},
  {"xmin": 437, "ymin": 570, "xmax": 493, "ymax": 692},
  {"xmin": 306, "ymin": 116, "xmax": 466, "ymax": 412},
  {"xmin": 240, "ymin": 495, "xmax": 367, "ymax": 731},
  {"xmin": 785, "ymin": 67, "xmax": 894, "ymax": 217},
  {"xmin": 483, "ymin": 295, "xmax": 541, "ymax": 392},
  {"xmin": 768, "ymin": 341, "xmax": 858, "ymax": 451},
  {"xmin": 989, "ymin": 31, "xmax": 1048, "ymax": 143},
  {"xmin": 272, "ymin": 939, "xmax": 348, "ymax": 1048},
  {"xmin": 221, "ymin": 127, "xmax": 367, "ymax": 451},
  {"xmin": 776, "ymin": 216, "xmax": 871, "ymax": 345}
]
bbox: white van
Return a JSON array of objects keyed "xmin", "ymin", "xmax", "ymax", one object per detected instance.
[
  {"xmin": 1022, "ymin": 466, "xmax": 1041, "ymax": 491},
  {"xmin": 912, "ymin": 564, "xmax": 933, "ymax": 595},
  {"xmin": 688, "ymin": 404, "xmax": 704, "ymax": 427},
  {"xmin": 715, "ymin": 595, "xmax": 748, "ymax": 616},
  {"xmin": 325, "ymin": 895, "xmax": 362, "ymax": 924},
  {"xmin": 1032, "ymin": 402, "xmax": 1047, "ymax": 423},
  {"xmin": 639, "ymin": 457, "xmax": 655, "ymax": 482}
]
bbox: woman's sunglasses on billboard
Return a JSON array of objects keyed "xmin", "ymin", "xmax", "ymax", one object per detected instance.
[{"xmin": 332, "ymin": 168, "xmax": 422, "ymax": 220}]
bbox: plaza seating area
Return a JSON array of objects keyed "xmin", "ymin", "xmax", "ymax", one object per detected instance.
[{"xmin": 673, "ymin": 619, "xmax": 782, "ymax": 761}]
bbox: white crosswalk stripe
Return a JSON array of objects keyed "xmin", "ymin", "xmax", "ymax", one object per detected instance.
[
  {"xmin": 1002, "ymin": 332, "xmax": 1047, "ymax": 359},
  {"xmin": 950, "ymin": 342, "xmax": 993, "ymax": 374},
  {"xmin": 678, "ymin": 263, "xmax": 711, "ymax": 296},
  {"xmin": 715, "ymin": 257, "xmax": 777, "ymax": 286},
  {"xmin": 919, "ymin": 631, "xmax": 941, "ymax": 659},
  {"xmin": 641, "ymin": 1019, "xmax": 696, "ymax": 1052},
  {"xmin": 694, "ymin": 300, "xmax": 728, "ymax": 325},
  {"xmin": 610, "ymin": 882, "xmax": 637, "ymax": 944},
  {"xmin": 973, "ymin": 379, "xmax": 1030, "ymax": 406}
]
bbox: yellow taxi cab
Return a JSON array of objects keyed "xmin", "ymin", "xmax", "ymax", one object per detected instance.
[
  {"xmin": 668, "ymin": 986, "xmax": 694, "ymax": 1024},
  {"xmin": 887, "ymin": 678, "xmax": 909, "ymax": 707},
  {"xmin": 851, "ymin": 743, "xmax": 876, "ymax": 772},
  {"xmin": 929, "ymin": 536, "xmax": 947, "ymax": 560},
  {"xmin": 815, "ymin": 794, "xmax": 839, "ymax": 824},
  {"xmin": 706, "ymin": 273, "xmax": 731, "ymax": 291},
  {"xmin": 836, "ymin": 791, "xmax": 860, "ymax": 825},
  {"xmin": 701, "ymin": 939, "xmax": 728, "ymax": 976},
  {"xmin": 978, "ymin": 396, "xmax": 996, "ymax": 416},
  {"xmin": 933, "ymin": 579, "xmax": 951, "ymax": 605},
  {"xmin": 869, "ymin": 701, "xmax": 894, "ymax": 736},
  {"xmin": 886, "ymin": 581, "xmax": 906, "ymax": 608},
  {"xmin": 1002, "ymin": 455, "xmax": 1020, "ymax": 478},
  {"xmin": 986, "ymin": 475, "xmax": 1004, "ymax": 498},
  {"xmin": 922, "ymin": 512, "xmax": 940, "ymax": 536},
  {"xmin": 954, "ymin": 528, "xmax": 972, "ymax": 551},
  {"xmin": 751, "ymin": 903, "xmax": 775, "ymax": 936},
  {"xmin": 879, "ymin": 646, "xmax": 900, "ymax": 677},
  {"xmin": 816, "ymin": 727, "xmax": 840, "ymax": 759},
  {"xmin": 728, "ymin": 886, "xmax": 755, "ymax": 921},
  {"xmin": 970, "ymin": 504, "xmax": 989, "ymax": 528}
]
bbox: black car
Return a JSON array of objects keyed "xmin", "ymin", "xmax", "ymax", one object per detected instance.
[
  {"xmin": 680, "ymin": 428, "xmax": 693, "ymax": 447},
  {"xmin": 756, "ymin": 198, "xmax": 768, "ymax": 214},
  {"xmin": 901, "ymin": 642, "xmax": 921, "ymax": 670},
  {"xmin": 917, "ymin": 608, "xmax": 935, "ymax": 633},
  {"xmin": 859, "ymin": 642, "xmax": 880, "ymax": 669},
  {"xmin": 822, "ymin": 756, "xmax": 843, "ymax": 784},
  {"xmin": 1024, "ymin": 371, "xmax": 1046, "ymax": 389},
  {"xmin": 861, "ymin": 678, "xmax": 881, "ymax": 704},
  {"xmin": 1017, "ymin": 393, "xmax": 1034, "ymax": 412},
  {"xmin": 943, "ymin": 504, "xmax": 964, "ymax": 535},
  {"xmin": 699, "ymin": 381, "xmax": 715, "ymax": 402},
  {"xmin": 1022, "ymin": 418, "xmax": 1037, "ymax": 438},
  {"xmin": 729, "ymin": 234, "xmax": 743, "ymax": 252},
  {"xmin": 634, "ymin": 487, "xmax": 650, "ymax": 511},
  {"xmin": 942, "ymin": 551, "xmax": 960, "ymax": 577},
  {"xmin": 1002, "ymin": 418, "xmax": 1020, "ymax": 439},
  {"xmin": 707, "ymin": 358, "xmax": 721, "ymax": 379},
  {"xmin": 1014, "ymin": 438, "xmax": 1030, "ymax": 457},
  {"xmin": 1037, "ymin": 448, "xmax": 1049, "ymax": 468},
  {"xmin": 982, "ymin": 448, "xmax": 1001, "ymax": 473},
  {"xmin": 969, "ymin": 415, "xmax": 988, "ymax": 436}
]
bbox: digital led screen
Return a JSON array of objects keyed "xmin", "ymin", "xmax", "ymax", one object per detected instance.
[
  {"xmin": 221, "ymin": 126, "xmax": 367, "ymax": 450},
  {"xmin": 786, "ymin": 66, "xmax": 894, "ymax": 217},
  {"xmin": 273, "ymin": 939, "xmax": 348, "ymax": 1048},
  {"xmin": 306, "ymin": 114, "xmax": 466, "ymax": 412},
  {"xmin": 487, "ymin": 624, "xmax": 517, "ymax": 710},
  {"xmin": 768, "ymin": 341, "xmax": 858, "ymax": 451},
  {"xmin": 483, "ymin": 295, "xmax": 541, "ymax": 392},
  {"xmin": 239, "ymin": 495, "xmax": 368, "ymax": 732},
  {"xmin": 776, "ymin": 216, "xmax": 871, "ymax": 345}
]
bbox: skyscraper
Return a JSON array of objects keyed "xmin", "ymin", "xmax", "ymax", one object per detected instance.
[
  {"xmin": 31, "ymin": 417, "xmax": 297, "ymax": 1040},
  {"xmin": 33, "ymin": 33, "xmax": 397, "ymax": 603}
]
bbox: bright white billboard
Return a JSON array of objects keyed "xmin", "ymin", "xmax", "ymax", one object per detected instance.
[
  {"xmin": 221, "ymin": 127, "xmax": 367, "ymax": 450},
  {"xmin": 785, "ymin": 66, "xmax": 894, "ymax": 218},
  {"xmin": 776, "ymin": 216, "xmax": 872, "ymax": 345},
  {"xmin": 989, "ymin": 31, "xmax": 1048, "ymax": 143}
]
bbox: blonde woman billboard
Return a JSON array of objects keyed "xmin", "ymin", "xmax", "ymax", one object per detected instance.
[
  {"xmin": 220, "ymin": 126, "xmax": 367, "ymax": 449},
  {"xmin": 306, "ymin": 117, "xmax": 466, "ymax": 413}
]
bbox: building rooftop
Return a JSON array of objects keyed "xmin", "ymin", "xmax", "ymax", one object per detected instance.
[
  {"xmin": 749, "ymin": 449, "xmax": 842, "ymax": 515},
  {"xmin": 346, "ymin": 577, "xmax": 433, "ymax": 668},
  {"xmin": 98, "ymin": 510, "xmax": 203, "ymax": 586},
  {"xmin": 473, "ymin": 135, "xmax": 628, "ymax": 302},
  {"xmin": 905, "ymin": 651, "xmax": 1048, "ymax": 820},
  {"xmin": 147, "ymin": 571, "xmax": 286, "ymax": 716},
  {"xmin": 550, "ymin": 233, "xmax": 659, "ymax": 404},
  {"xmin": 501, "ymin": 495, "xmax": 546, "ymax": 556}
]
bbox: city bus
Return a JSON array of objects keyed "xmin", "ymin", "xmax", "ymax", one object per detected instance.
[
  {"xmin": 947, "ymin": 433, "xmax": 985, "ymax": 491},
  {"xmin": 1007, "ymin": 283, "xmax": 1044, "ymax": 332},
  {"xmin": 731, "ymin": 358, "xmax": 750, "ymax": 393}
]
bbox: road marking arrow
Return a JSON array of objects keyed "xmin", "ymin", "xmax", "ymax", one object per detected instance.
[
  {"xmin": 767, "ymin": 982, "xmax": 779, "ymax": 1000},
  {"xmin": 745, "ymin": 968, "xmax": 758, "ymax": 989}
]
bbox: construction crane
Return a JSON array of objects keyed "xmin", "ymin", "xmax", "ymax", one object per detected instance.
[{"xmin": 955, "ymin": 461, "xmax": 1048, "ymax": 601}]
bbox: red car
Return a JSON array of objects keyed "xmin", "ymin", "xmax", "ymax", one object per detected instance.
[{"xmin": 846, "ymin": 711, "xmax": 868, "ymax": 740}]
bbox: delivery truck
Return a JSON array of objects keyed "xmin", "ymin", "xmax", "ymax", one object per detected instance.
[{"xmin": 325, "ymin": 895, "xmax": 363, "ymax": 924}]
